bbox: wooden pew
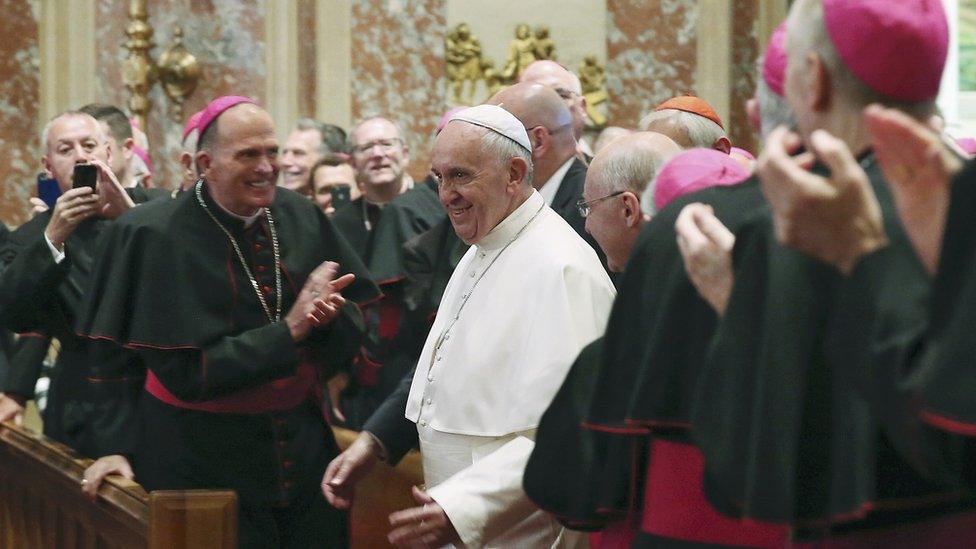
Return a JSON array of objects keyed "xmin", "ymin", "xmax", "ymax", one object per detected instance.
[
  {"xmin": 0, "ymin": 421, "xmax": 423, "ymax": 548},
  {"xmin": 332, "ymin": 427, "xmax": 424, "ymax": 549},
  {"xmin": 0, "ymin": 422, "xmax": 237, "ymax": 548}
]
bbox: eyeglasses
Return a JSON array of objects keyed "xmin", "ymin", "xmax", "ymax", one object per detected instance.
[
  {"xmin": 553, "ymin": 87, "xmax": 579, "ymax": 101},
  {"xmin": 352, "ymin": 138, "xmax": 403, "ymax": 155},
  {"xmin": 577, "ymin": 191, "xmax": 625, "ymax": 218}
]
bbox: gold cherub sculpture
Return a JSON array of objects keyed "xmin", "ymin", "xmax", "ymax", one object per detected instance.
[{"xmin": 445, "ymin": 23, "xmax": 484, "ymax": 105}]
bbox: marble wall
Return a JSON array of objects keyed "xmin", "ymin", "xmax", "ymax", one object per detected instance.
[
  {"xmin": 350, "ymin": 0, "xmax": 447, "ymax": 180},
  {"xmin": 0, "ymin": 1, "xmax": 772, "ymax": 227},
  {"xmin": 95, "ymin": 0, "xmax": 267, "ymax": 191},
  {"xmin": 0, "ymin": 1, "xmax": 40, "ymax": 228},
  {"xmin": 605, "ymin": 0, "xmax": 698, "ymax": 129},
  {"xmin": 729, "ymin": 0, "xmax": 760, "ymax": 154}
]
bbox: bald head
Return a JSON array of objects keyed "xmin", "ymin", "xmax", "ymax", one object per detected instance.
[
  {"xmin": 588, "ymin": 131, "xmax": 681, "ymax": 198},
  {"xmin": 488, "ymin": 82, "xmax": 577, "ymax": 185},
  {"xmin": 583, "ymin": 131, "xmax": 680, "ymax": 272},
  {"xmin": 519, "ymin": 60, "xmax": 582, "ymax": 95},
  {"xmin": 489, "ymin": 82, "xmax": 572, "ymax": 134},
  {"xmin": 519, "ymin": 60, "xmax": 587, "ymax": 139}
]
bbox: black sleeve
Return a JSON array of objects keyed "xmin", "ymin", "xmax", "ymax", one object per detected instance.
[
  {"xmin": 363, "ymin": 369, "xmax": 419, "ymax": 465},
  {"xmin": 86, "ymin": 343, "xmax": 145, "ymax": 458},
  {"xmin": 0, "ymin": 236, "xmax": 69, "ymax": 334},
  {"xmin": 135, "ymin": 322, "xmax": 300, "ymax": 402},
  {"xmin": 0, "ymin": 335, "xmax": 50, "ymax": 399}
]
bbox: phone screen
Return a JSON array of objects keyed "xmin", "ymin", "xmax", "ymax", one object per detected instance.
[
  {"xmin": 72, "ymin": 164, "xmax": 98, "ymax": 190},
  {"xmin": 330, "ymin": 185, "xmax": 352, "ymax": 210},
  {"xmin": 37, "ymin": 174, "xmax": 61, "ymax": 208}
]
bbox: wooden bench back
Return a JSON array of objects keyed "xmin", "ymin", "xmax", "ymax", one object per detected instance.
[{"xmin": 0, "ymin": 422, "xmax": 236, "ymax": 549}]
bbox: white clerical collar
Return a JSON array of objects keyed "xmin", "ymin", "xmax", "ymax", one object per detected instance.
[
  {"xmin": 476, "ymin": 190, "xmax": 544, "ymax": 251},
  {"xmin": 538, "ymin": 156, "xmax": 575, "ymax": 206},
  {"xmin": 213, "ymin": 197, "xmax": 264, "ymax": 227}
]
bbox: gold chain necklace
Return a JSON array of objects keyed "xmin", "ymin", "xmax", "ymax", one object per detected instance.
[{"xmin": 195, "ymin": 180, "xmax": 282, "ymax": 323}]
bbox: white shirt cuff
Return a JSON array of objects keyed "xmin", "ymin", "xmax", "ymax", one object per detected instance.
[{"xmin": 44, "ymin": 234, "xmax": 66, "ymax": 264}]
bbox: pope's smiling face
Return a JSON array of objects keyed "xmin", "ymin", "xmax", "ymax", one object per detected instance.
[{"xmin": 432, "ymin": 122, "xmax": 529, "ymax": 245}]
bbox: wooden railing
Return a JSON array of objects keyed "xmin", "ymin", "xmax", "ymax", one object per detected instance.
[
  {"xmin": 0, "ymin": 423, "xmax": 424, "ymax": 549},
  {"xmin": 0, "ymin": 422, "xmax": 236, "ymax": 548}
]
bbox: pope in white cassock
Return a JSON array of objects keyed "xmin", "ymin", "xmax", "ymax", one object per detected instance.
[{"xmin": 325, "ymin": 104, "xmax": 615, "ymax": 548}]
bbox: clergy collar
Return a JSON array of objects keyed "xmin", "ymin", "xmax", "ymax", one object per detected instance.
[
  {"xmin": 475, "ymin": 189, "xmax": 544, "ymax": 251},
  {"xmin": 200, "ymin": 181, "xmax": 265, "ymax": 228},
  {"xmin": 538, "ymin": 156, "xmax": 575, "ymax": 206}
]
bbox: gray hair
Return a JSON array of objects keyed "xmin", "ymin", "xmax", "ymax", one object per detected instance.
[
  {"xmin": 756, "ymin": 78, "xmax": 796, "ymax": 139},
  {"xmin": 789, "ymin": 0, "xmax": 936, "ymax": 117},
  {"xmin": 348, "ymin": 117, "xmax": 407, "ymax": 150},
  {"xmin": 638, "ymin": 109, "xmax": 727, "ymax": 149},
  {"xmin": 40, "ymin": 111, "xmax": 103, "ymax": 153},
  {"xmin": 480, "ymin": 128, "xmax": 534, "ymax": 187}
]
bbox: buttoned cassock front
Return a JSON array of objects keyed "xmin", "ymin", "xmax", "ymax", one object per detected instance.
[{"xmin": 405, "ymin": 190, "xmax": 616, "ymax": 547}]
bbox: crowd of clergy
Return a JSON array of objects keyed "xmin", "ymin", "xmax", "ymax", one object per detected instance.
[{"xmin": 3, "ymin": 0, "xmax": 976, "ymax": 546}]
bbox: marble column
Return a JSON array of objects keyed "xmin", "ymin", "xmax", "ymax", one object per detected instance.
[{"xmin": 0, "ymin": 1, "xmax": 41, "ymax": 228}]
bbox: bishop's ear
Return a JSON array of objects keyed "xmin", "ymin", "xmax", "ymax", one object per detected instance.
[{"xmin": 195, "ymin": 150, "xmax": 213, "ymax": 179}]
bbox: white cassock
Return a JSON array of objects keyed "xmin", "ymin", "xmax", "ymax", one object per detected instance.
[{"xmin": 405, "ymin": 190, "xmax": 616, "ymax": 548}]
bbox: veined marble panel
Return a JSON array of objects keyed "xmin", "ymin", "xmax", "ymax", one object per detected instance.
[
  {"xmin": 729, "ymin": 0, "xmax": 760, "ymax": 154},
  {"xmin": 351, "ymin": 0, "xmax": 447, "ymax": 180},
  {"xmin": 0, "ymin": 0, "xmax": 41, "ymax": 228},
  {"xmin": 95, "ymin": 0, "xmax": 266, "ymax": 191},
  {"xmin": 606, "ymin": 0, "xmax": 698, "ymax": 128}
]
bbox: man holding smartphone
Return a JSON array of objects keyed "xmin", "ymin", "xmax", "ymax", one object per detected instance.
[
  {"xmin": 0, "ymin": 110, "xmax": 134, "ymax": 452},
  {"xmin": 309, "ymin": 153, "xmax": 360, "ymax": 215}
]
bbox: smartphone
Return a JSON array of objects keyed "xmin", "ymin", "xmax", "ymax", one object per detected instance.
[
  {"xmin": 36, "ymin": 173, "xmax": 61, "ymax": 208},
  {"xmin": 72, "ymin": 164, "xmax": 98, "ymax": 190},
  {"xmin": 330, "ymin": 185, "xmax": 352, "ymax": 210}
]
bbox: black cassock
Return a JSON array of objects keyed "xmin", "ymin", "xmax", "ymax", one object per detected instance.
[
  {"xmin": 692, "ymin": 155, "xmax": 976, "ymax": 542},
  {"xmin": 836, "ymin": 159, "xmax": 976, "ymax": 493},
  {"xmin": 526, "ymin": 178, "xmax": 792, "ymax": 547},
  {"xmin": 77, "ymin": 184, "xmax": 378, "ymax": 547},
  {"xmin": 0, "ymin": 186, "xmax": 164, "ymax": 454},
  {"xmin": 330, "ymin": 185, "xmax": 444, "ymax": 429}
]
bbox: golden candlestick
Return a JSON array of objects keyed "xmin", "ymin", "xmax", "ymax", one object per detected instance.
[{"xmin": 122, "ymin": 0, "xmax": 200, "ymax": 130}]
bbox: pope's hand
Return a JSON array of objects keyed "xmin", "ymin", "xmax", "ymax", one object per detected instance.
[
  {"xmin": 321, "ymin": 431, "xmax": 382, "ymax": 509},
  {"xmin": 81, "ymin": 454, "xmax": 134, "ymax": 502},
  {"xmin": 675, "ymin": 203, "xmax": 735, "ymax": 315},
  {"xmin": 387, "ymin": 486, "xmax": 461, "ymax": 548},
  {"xmin": 285, "ymin": 261, "xmax": 355, "ymax": 342}
]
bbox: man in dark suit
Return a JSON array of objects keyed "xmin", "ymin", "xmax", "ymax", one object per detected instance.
[{"xmin": 487, "ymin": 82, "xmax": 605, "ymax": 265}]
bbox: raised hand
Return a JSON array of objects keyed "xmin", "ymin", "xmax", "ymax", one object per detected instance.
[
  {"xmin": 284, "ymin": 261, "xmax": 356, "ymax": 342},
  {"xmin": 758, "ymin": 126, "xmax": 888, "ymax": 274},
  {"xmin": 44, "ymin": 186, "xmax": 100, "ymax": 250},
  {"xmin": 865, "ymin": 104, "xmax": 964, "ymax": 275},
  {"xmin": 675, "ymin": 203, "xmax": 736, "ymax": 315},
  {"xmin": 89, "ymin": 159, "xmax": 135, "ymax": 220}
]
